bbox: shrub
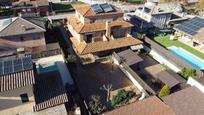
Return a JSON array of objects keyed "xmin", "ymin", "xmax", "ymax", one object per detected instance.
[
  {"xmin": 111, "ymin": 89, "xmax": 135, "ymax": 107},
  {"xmin": 66, "ymin": 54, "xmax": 76, "ymax": 63},
  {"xmin": 179, "ymin": 68, "xmax": 196, "ymax": 79},
  {"xmin": 158, "ymin": 84, "xmax": 170, "ymax": 98},
  {"xmin": 89, "ymin": 95, "xmax": 106, "ymax": 114}
]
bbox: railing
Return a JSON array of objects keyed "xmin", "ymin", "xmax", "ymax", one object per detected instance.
[{"xmin": 31, "ymin": 48, "xmax": 62, "ymax": 59}]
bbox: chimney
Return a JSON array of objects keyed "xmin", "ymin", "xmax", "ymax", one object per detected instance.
[{"xmin": 105, "ymin": 20, "xmax": 112, "ymax": 40}]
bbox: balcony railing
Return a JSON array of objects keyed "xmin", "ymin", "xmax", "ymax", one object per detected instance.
[{"xmin": 31, "ymin": 48, "xmax": 62, "ymax": 59}]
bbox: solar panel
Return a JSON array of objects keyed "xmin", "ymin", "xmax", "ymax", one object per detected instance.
[
  {"xmin": 100, "ymin": 3, "xmax": 114, "ymax": 13},
  {"xmin": 0, "ymin": 56, "xmax": 33, "ymax": 76},
  {"xmin": 4, "ymin": 60, "xmax": 13, "ymax": 74},
  {"xmin": 13, "ymin": 58, "xmax": 23, "ymax": 72},
  {"xmin": 175, "ymin": 17, "xmax": 204, "ymax": 36},
  {"xmin": 22, "ymin": 57, "xmax": 33, "ymax": 70},
  {"xmin": 91, "ymin": 4, "xmax": 103, "ymax": 14},
  {"xmin": 0, "ymin": 62, "xmax": 3, "ymax": 75}
]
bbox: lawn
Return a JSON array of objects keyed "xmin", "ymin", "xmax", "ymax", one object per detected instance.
[
  {"xmin": 51, "ymin": 1, "xmax": 84, "ymax": 13},
  {"xmin": 154, "ymin": 35, "xmax": 204, "ymax": 60}
]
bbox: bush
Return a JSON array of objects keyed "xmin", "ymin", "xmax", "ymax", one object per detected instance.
[
  {"xmin": 158, "ymin": 84, "xmax": 170, "ymax": 98},
  {"xmin": 66, "ymin": 54, "xmax": 76, "ymax": 63},
  {"xmin": 179, "ymin": 68, "xmax": 196, "ymax": 79},
  {"xmin": 111, "ymin": 89, "xmax": 135, "ymax": 107}
]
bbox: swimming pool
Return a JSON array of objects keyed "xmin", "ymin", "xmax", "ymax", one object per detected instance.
[
  {"xmin": 168, "ymin": 46, "xmax": 204, "ymax": 70},
  {"xmin": 37, "ymin": 62, "xmax": 58, "ymax": 74}
]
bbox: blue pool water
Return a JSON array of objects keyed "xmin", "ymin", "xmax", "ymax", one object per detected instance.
[
  {"xmin": 37, "ymin": 63, "xmax": 58, "ymax": 73},
  {"xmin": 169, "ymin": 46, "xmax": 204, "ymax": 70}
]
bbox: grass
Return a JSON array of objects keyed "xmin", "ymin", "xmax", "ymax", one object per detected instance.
[
  {"xmin": 51, "ymin": 1, "xmax": 84, "ymax": 13},
  {"xmin": 154, "ymin": 35, "xmax": 204, "ymax": 60}
]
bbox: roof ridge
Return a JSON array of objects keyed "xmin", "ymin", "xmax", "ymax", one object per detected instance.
[
  {"xmin": 83, "ymin": 6, "xmax": 91, "ymax": 16},
  {"xmin": 20, "ymin": 17, "xmax": 46, "ymax": 31}
]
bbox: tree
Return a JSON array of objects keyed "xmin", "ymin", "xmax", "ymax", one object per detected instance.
[
  {"xmin": 179, "ymin": 68, "xmax": 196, "ymax": 79},
  {"xmin": 158, "ymin": 84, "xmax": 170, "ymax": 98},
  {"xmin": 89, "ymin": 95, "xmax": 106, "ymax": 114},
  {"xmin": 100, "ymin": 84, "xmax": 113, "ymax": 102}
]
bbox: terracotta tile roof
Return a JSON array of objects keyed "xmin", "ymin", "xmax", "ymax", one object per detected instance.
[
  {"xmin": 74, "ymin": 4, "xmax": 123, "ymax": 17},
  {"xmin": 163, "ymin": 86, "xmax": 204, "ymax": 115},
  {"xmin": 67, "ymin": 15, "xmax": 132, "ymax": 33},
  {"xmin": 104, "ymin": 96, "xmax": 175, "ymax": 115},
  {"xmin": 71, "ymin": 36, "xmax": 143, "ymax": 55}
]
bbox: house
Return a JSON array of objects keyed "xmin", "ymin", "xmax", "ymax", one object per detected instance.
[
  {"xmin": 0, "ymin": 50, "xmax": 70, "ymax": 114},
  {"xmin": 163, "ymin": 86, "xmax": 204, "ymax": 115},
  {"xmin": 67, "ymin": 3, "xmax": 143, "ymax": 64},
  {"xmin": 0, "ymin": 17, "xmax": 46, "ymax": 57},
  {"xmin": 104, "ymin": 96, "xmax": 175, "ymax": 115},
  {"xmin": 0, "ymin": 56, "xmax": 35, "ymax": 114},
  {"xmin": 174, "ymin": 17, "xmax": 204, "ymax": 47},
  {"xmin": 132, "ymin": 2, "xmax": 187, "ymax": 29},
  {"xmin": 12, "ymin": 0, "xmax": 49, "ymax": 16}
]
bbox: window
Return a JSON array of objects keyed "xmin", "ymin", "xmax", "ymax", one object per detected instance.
[
  {"xmin": 20, "ymin": 93, "xmax": 29, "ymax": 103},
  {"xmin": 86, "ymin": 34, "xmax": 93, "ymax": 43},
  {"xmin": 33, "ymin": 35, "xmax": 40, "ymax": 40},
  {"xmin": 20, "ymin": 37, "xmax": 24, "ymax": 41}
]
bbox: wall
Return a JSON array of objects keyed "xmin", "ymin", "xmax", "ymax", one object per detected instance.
[
  {"xmin": 67, "ymin": 22, "xmax": 83, "ymax": 42},
  {"xmin": 83, "ymin": 31, "xmax": 105, "ymax": 42},
  {"xmin": 135, "ymin": 9, "xmax": 152, "ymax": 22},
  {"xmin": 0, "ymin": 85, "xmax": 35, "ymax": 115},
  {"xmin": 0, "ymin": 32, "xmax": 46, "ymax": 49},
  {"xmin": 187, "ymin": 77, "xmax": 204, "ymax": 93},
  {"xmin": 112, "ymin": 56, "xmax": 148, "ymax": 98},
  {"xmin": 145, "ymin": 46, "xmax": 181, "ymax": 72}
]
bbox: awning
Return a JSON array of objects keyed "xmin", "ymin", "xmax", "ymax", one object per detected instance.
[
  {"xmin": 156, "ymin": 71, "xmax": 181, "ymax": 88},
  {"xmin": 117, "ymin": 49, "xmax": 143, "ymax": 66}
]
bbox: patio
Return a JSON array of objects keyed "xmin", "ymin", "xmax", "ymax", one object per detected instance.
[{"xmin": 71, "ymin": 61, "xmax": 136, "ymax": 105}]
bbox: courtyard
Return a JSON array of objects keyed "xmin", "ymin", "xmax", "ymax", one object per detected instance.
[{"xmin": 71, "ymin": 61, "xmax": 136, "ymax": 105}]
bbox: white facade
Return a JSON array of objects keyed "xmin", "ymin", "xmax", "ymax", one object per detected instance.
[
  {"xmin": 48, "ymin": 0, "xmax": 76, "ymax": 3},
  {"xmin": 187, "ymin": 77, "xmax": 204, "ymax": 93}
]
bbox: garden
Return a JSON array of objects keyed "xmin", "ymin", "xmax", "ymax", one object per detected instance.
[{"xmin": 154, "ymin": 35, "xmax": 204, "ymax": 60}]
